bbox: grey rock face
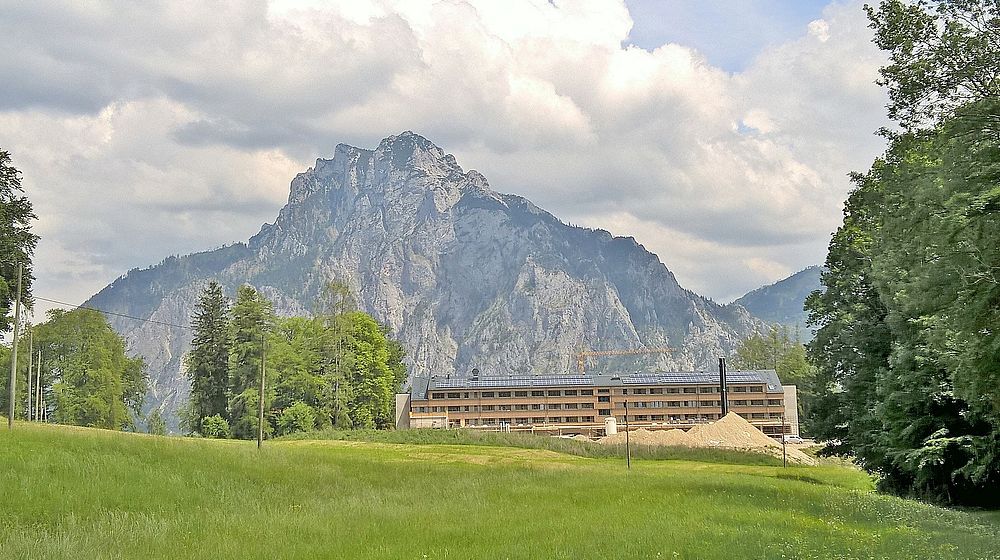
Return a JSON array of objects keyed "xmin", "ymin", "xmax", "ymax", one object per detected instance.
[{"xmin": 86, "ymin": 132, "xmax": 765, "ymax": 426}]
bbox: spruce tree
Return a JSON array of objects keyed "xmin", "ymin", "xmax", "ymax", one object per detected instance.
[
  {"xmin": 185, "ymin": 281, "xmax": 231, "ymax": 432},
  {"xmin": 0, "ymin": 149, "xmax": 38, "ymax": 333},
  {"xmin": 228, "ymin": 285, "xmax": 274, "ymax": 439}
]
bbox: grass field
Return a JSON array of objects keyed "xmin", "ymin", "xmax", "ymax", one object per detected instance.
[{"xmin": 2, "ymin": 422, "xmax": 999, "ymax": 559}]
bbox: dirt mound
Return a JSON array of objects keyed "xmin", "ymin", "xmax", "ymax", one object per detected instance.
[
  {"xmin": 598, "ymin": 428, "xmax": 694, "ymax": 447},
  {"xmin": 687, "ymin": 413, "xmax": 814, "ymax": 464},
  {"xmin": 596, "ymin": 413, "xmax": 815, "ymax": 464}
]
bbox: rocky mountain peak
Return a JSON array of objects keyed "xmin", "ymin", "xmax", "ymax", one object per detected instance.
[{"xmin": 88, "ymin": 131, "xmax": 766, "ymax": 426}]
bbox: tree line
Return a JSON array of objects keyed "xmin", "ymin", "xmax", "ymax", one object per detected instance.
[
  {"xmin": 183, "ymin": 281, "xmax": 407, "ymax": 439},
  {"xmin": 0, "ymin": 308, "xmax": 147, "ymax": 429},
  {"xmin": 806, "ymin": 0, "xmax": 1000, "ymax": 506}
]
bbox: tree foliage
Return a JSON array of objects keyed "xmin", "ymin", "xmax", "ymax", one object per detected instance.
[
  {"xmin": 867, "ymin": 0, "xmax": 1000, "ymax": 130},
  {"xmin": 228, "ymin": 285, "xmax": 275, "ymax": 440},
  {"xmin": 0, "ymin": 149, "xmax": 39, "ymax": 333},
  {"xmin": 182, "ymin": 282, "xmax": 407, "ymax": 439},
  {"xmin": 732, "ymin": 326, "xmax": 816, "ymax": 428},
  {"xmin": 807, "ymin": 0, "xmax": 1000, "ymax": 506},
  {"xmin": 12, "ymin": 309, "xmax": 148, "ymax": 430},
  {"xmin": 185, "ymin": 281, "xmax": 232, "ymax": 432}
]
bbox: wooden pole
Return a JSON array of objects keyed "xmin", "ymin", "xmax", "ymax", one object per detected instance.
[
  {"xmin": 624, "ymin": 399, "xmax": 631, "ymax": 470},
  {"xmin": 35, "ymin": 351, "xmax": 41, "ymax": 422},
  {"xmin": 7, "ymin": 263, "xmax": 22, "ymax": 429},
  {"xmin": 25, "ymin": 329, "xmax": 32, "ymax": 420},
  {"xmin": 257, "ymin": 331, "xmax": 266, "ymax": 449}
]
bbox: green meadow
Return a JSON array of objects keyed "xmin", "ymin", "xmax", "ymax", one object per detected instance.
[{"xmin": 2, "ymin": 422, "xmax": 998, "ymax": 559}]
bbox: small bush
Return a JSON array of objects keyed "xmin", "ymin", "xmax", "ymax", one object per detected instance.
[
  {"xmin": 201, "ymin": 415, "xmax": 231, "ymax": 439},
  {"xmin": 278, "ymin": 402, "xmax": 316, "ymax": 436}
]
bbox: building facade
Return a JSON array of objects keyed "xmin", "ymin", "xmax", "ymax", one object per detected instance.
[{"xmin": 404, "ymin": 370, "xmax": 794, "ymax": 437}]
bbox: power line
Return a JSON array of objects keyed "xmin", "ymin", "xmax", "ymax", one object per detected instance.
[{"xmin": 33, "ymin": 296, "xmax": 191, "ymax": 331}]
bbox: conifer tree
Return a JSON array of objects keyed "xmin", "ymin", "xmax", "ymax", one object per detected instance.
[
  {"xmin": 228, "ymin": 285, "xmax": 274, "ymax": 439},
  {"xmin": 185, "ymin": 281, "xmax": 231, "ymax": 432}
]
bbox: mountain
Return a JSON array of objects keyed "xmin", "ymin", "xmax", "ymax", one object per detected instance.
[
  {"xmin": 734, "ymin": 266, "xmax": 822, "ymax": 341},
  {"xmin": 87, "ymin": 131, "xmax": 766, "ymax": 425}
]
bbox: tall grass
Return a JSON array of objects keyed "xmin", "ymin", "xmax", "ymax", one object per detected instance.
[
  {"xmin": 2, "ymin": 421, "xmax": 998, "ymax": 559},
  {"xmin": 279, "ymin": 427, "xmax": 786, "ymax": 465}
]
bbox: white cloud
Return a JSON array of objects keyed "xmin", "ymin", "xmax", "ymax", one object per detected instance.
[{"xmin": 0, "ymin": 0, "xmax": 889, "ymax": 314}]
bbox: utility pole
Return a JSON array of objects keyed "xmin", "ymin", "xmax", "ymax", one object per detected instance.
[
  {"xmin": 718, "ymin": 357, "xmax": 729, "ymax": 417},
  {"xmin": 25, "ymin": 329, "xmax": 32, "ymax": 420},
  {"xmin": 257, "ymin": 331, "xmax": 266, "ymax": 449},
  {"xmin": 35, "ymin": 351, "xmax": 41, "ymax": 422},
  {"xmin": 7, "ymin": 262, "xmax": 22, "ymax": 430},
  {"xmin": 624, "ymin": 399, "xmax": 631, "ymax": 470}
]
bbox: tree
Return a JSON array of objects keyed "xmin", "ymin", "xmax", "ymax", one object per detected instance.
[
  {"xmin": 146, "ymin": 408, "xmax": 167, "ymax": 435},
  {"xmin": 31, "ymin": 308, "xmax": 147, "ymax": 430},
  {"xmin": 866, "ymin": 0, "xmax": 1000, "ymax": 130},
  {"xmin": 185, "ymin": 281, "xmax": 231, "ymax": 433},
  {"xmin": 277, "ymin": 401, "xmax": 316, "ymax": 435},
  {"xmin": 732, "ymin": 325, "xmax": 816, "ymax": 427},
  {"xmin": 341, "ymin": 312, "xmax": 400, "ymax": 429},
  {"xmin": 806, "ymin": 0, "xmax": 1000, "ymax": 505},
  {"xmin": 227, "ymin": 285, "xmax": 274, "ymax": 440},
  {"xmin": 0, "ymin": 149, "xmax": 39, "ymax": 333}
]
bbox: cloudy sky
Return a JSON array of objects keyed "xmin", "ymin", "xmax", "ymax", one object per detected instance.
[{"xmin": 1, "ymin": 0, "xmax": 890, "ymax": 321}]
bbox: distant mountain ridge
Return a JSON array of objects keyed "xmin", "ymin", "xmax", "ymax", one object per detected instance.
[
  {"xmin": 87, "ymin": 131, "xmax": 767, "ymax": 425},
  {"xmin": 734, "ymin": 266, "xmax": 822, "ymax": 341}
]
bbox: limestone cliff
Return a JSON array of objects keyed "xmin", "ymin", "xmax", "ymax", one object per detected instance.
[{"xmin": 86, "ymin": 132, "xmax": 765, "ymax": 424}]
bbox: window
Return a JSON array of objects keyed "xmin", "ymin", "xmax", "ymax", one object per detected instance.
[
  {"xmin": 531, "ymin": 390, "xmax": 544, "ymax": 397},
  {"xmin": 564, "ymin": 389, "xmax": 578, "ymax": 396},
  {"xmin": 598, "ymin": 395, "xmax": 611, "ymax": 403},
  {"xmin": 548, "ymin": 403, "xmax": 562, "ymax": 410},
  {"xmin": 751, "ymin": 413, "xmax": 766, "ymax": 419},
  {"xmin": 564, "ymin": 403, "xmax": 578, "ymax": 409},
  {"xmin": 498, "ymin": 391, "xmax": 511, "ymax": 398},
  {"xmin": 463, "ymin": 392, "xmax": 470, "ymax": 399},
  {"xmin": 621, "ymin": 389, "xmax": 629, "ymax": 395},
  {"xmin": 531, "ymin": 403, "xmax": 543, "ymax": 410},
  {"xmin": 768, "ymin": 399, "xmax": 783, "ymax": 406},
  {"xmin": 700, "ymin": 400, "xmax": 719, "ymax": 407},
  {"xmin": 636, "ymin": 415, "xmax": 648, "ymax": 421},
  {"xmin": 564, "ymin": 416, "xmax": 579, "ymax": 423},
  {"xmin": 750, "ymin": 399, "xmax": 765, "ymax": 406},
  {"xmin": 597, "ymin": 388, "xmax": 610, "ymax": 394},
  {"xmin": 532, "ymin": 417, "xmax": 545, "ymax": 423},
  {"xmin": 447, "ymin": 406, "xmax": 461, "ymax": 412},
  {"xmin": 499, "ymin": 405, "xmax": 512, "ymax": 411},
  {"xmin": 683, "ymin": 387, "xmax": 697, "ymax": 394},
  {"xmin": 514, "ymin": 404, "xmax": 528, "ymax": 411},
  {"xmin": 583, "ymin": 416, "xmax": 594, "ymax": 422},
  {"xmin": 481, "ymin": 391, "xmax": 495, "ymax": 398},
  {"xmin": 581, "ymin": 403, "xmax": 594, "ymax": 409},
  {"xmin": 432, "ymin": 393, "xmax": 445, "ymax": 399},
  {"xmin": 599, "ymin": 409, "xmax": 610, "ymax": 415},
  {"xmin": 447, "ymin": 392, "xmax": 461, "ymax": 399},
  {"xmin": 514, "ymin": 390, "xmax": 528, "ymax": 397},
  {"xmin": 732, "ymin": 386, "xmax": 748, "ymax": 393},
  {"xmin": 665, "ymin": 387, "xmax": 680, "ymax": 394},
  {"xmin": 463, "ymin": 406, "xmax": 470, "ymax": 412},
  {"xmin": 547, "ymin": 390, "xmax": 561, "ymax": 397},
  {"xmin": 580, "ymin": 389, "xmax": 593, "ymax": 396},
  {"xmin": 549, "ymin": 417, "xmax": 562, "ymax": 423},
  {"xmin": 750, "ymin": 386, "xmax": 764, "ymax": 393},
  {"xmin": 769, "ymin": 412, "xmax": 783, "ymax": 419},
  {"xmin": 651, "ymin": 415, "xmax": 664, "ymax": 421},
  {"xmin": 650, "ymin": 388, "xmax": 663, "ymax": 395},
  {"xmin": 731, "ymin": 400, "xmax": 748, "ymax": 406},
  {"xmin": 482, "ymin": 405, "xmax": 495, "ymax": 412},
  {"xmin": 634, "ymin": 388, "xmax": 647, "ymax": 395},
  {"xmin": 699, "ymin": 387, "xmax": 717, "ymax": 393},
  {"xmin": 666, "ymin": 401, "xmax": 681, "ymax": 408}
]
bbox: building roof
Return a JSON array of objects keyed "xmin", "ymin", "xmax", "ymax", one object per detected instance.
[{"xmin": 409, "ymin": 370, "xmax": 783, "ymax": 399}]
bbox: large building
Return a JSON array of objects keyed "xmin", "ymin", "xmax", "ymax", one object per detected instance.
[{"xmin": 398, "ymin": 370, "xmax": 797, "ymax": 438}]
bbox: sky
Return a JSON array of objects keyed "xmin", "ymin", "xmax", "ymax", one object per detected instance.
[{"xmin": 0, "ymin": 0, "xmax": 890, "ymax": 323}]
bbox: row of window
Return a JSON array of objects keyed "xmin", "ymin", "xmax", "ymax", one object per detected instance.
[
  {"xmin": 429, "ymin": 385, "xmax": 767, "ymax": 400},
  {"xmin": 416, "ymin": 403, "xmax": 598, "ymax": 414},
  {"xmin": 467, "ymin": 416, "xmax": 597, "ymax": 425},
  {"xmin": 616, "ymin": 399, "xmax": 783, "ymax": 409}
]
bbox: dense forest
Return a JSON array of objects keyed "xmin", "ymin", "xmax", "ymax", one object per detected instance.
[{"xmin": 806, "ymin": 0, "xmax": 1000, "ymax": 505}]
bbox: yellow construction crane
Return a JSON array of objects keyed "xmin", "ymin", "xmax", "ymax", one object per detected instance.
[{"xmin": 575, "ymin": 347, "xmax": 673, "ymax": 373}]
